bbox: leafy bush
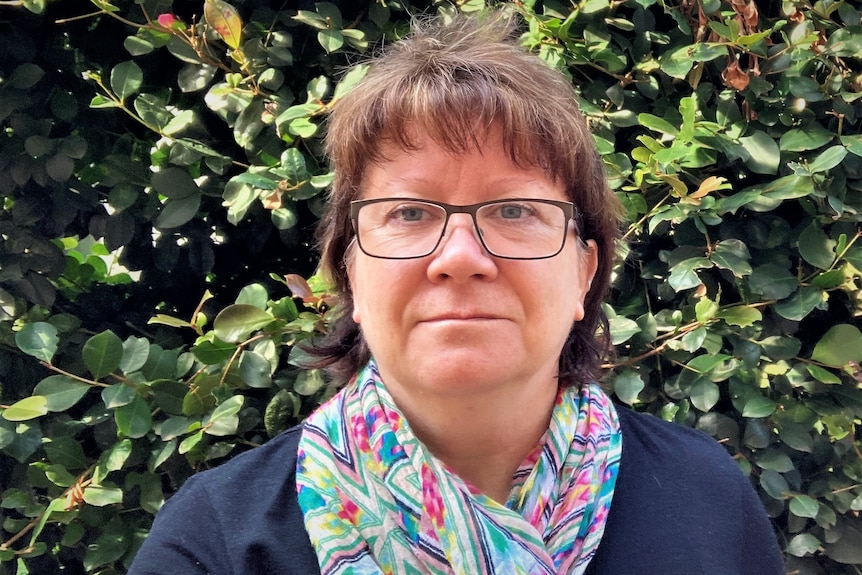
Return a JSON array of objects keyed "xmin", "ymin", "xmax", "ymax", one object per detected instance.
[{"xmin": 1, "ymin": 0, "xmax": 861, "ymax": 573}]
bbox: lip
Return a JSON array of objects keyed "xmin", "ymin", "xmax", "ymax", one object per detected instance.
[{"xmin": 419, "ymin": 314, "xmax": 506, "ymax": 323}]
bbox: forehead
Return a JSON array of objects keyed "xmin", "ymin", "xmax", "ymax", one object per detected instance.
[{"xmin": 357, "ymin": 126, "xmax": 563, "ymax": 202}]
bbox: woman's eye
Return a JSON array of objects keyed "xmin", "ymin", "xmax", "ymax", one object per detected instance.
[
  {"xmin": 395, "ymin": 207, "xmax": 425, "ymax": 221},
  {"xmin": 499, "ymin": 205, "xmax": 524, "ymax": 219}
]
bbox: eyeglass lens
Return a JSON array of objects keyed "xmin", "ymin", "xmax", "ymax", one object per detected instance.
[{"xmin": 354, "ymin": 199, "xmax": 569, "ymax": 259}]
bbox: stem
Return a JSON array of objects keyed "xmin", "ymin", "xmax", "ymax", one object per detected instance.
[
  {"xmin": 54, "ymin": 10, "xmax": 105, "ymax": 24},
  {"xmin": 40, "ymin": 361, "xmax": 110, "ymax": 388},
  {"xmin": 622, "ymin": 192, "xmax": 671, "ymax": 242},
  {"xmin": 0, "ymin": 516, "xmax": 40, "ymax": 552},
  {"xmin": 801, "ymin": 229, "xmax": 862, "ymax": 283},
  {"xmin": 0, "ymin": 466, "xmax": 95, "ymax": 554},
  {"xmin": 217, "ymin": 333, "xmax": 268, "ymax": 386}
]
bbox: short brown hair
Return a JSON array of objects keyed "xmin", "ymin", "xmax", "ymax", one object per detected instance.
[{"xmin": 308, "ymin": 10, "xmax": 622, "ymax": 386}]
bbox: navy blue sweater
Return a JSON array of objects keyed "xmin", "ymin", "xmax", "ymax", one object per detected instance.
[{"xmin": 129, "ymin": 408, "xmax": 785, "ymax": 574}]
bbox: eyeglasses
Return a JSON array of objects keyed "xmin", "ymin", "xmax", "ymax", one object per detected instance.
[{"xmin": 349, "ymin": 198, "xmax": 579, "ymax": 260}]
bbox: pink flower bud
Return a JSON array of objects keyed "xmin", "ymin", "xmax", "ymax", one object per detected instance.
[{"xmin": 157, "ymin": 13, "xmax": 176, "ymax": 28}]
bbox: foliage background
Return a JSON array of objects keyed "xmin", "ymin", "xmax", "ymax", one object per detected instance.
[{"xmin": 1, "ymin": 0, "xmax": 861, "ymax": 572}]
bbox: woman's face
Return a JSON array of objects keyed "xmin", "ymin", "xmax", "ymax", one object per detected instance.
[{"xmin": 347, "ymin": 128, "xmax": 598, "ymax": 403}]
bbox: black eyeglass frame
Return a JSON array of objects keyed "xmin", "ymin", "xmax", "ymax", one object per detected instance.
[{"xmin": 349, "ymin": 197, "xmax": 581, "ymax": 260}]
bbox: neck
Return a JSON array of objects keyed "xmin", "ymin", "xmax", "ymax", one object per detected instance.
[{"xmin": 381, "ymin": 371, "xmax": 559, "ymax": 504}]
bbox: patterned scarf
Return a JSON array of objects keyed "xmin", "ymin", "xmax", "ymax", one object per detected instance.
[{"xmin": 296, "ymin": 361, "xmax": 622, "ymax": 575}]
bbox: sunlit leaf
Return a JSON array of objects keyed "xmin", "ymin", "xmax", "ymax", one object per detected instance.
[
  {"xmin": 204, "ymin": 0, "xmax": 243, "ymax": 50},
  {"xmin": 613, "ymin": 370, "xmax": 644, "ymax": 405},
  {"xmin": 318, "ymin": 29, "xmax": 344, "ymax": 53},
  {"xmin": 82, "ymin": 483, "xmax": 123, "ymax": 506},
  {"xmin": 238, "ymin": 350, "xmax": 273, "ymax": 388},
  {"xmin": 812, "ymin": 324, "xmax": 862, "ymax": 367},
  {"xmin": 294, "ymin": 369, "xmax": 325, "ymax": 396},
  {"xmin": 213, "ymin": 304, "xmax": 274, "ymax": 343},
  {"xmin": 15, "ymin": 322, "xmax": 58, "ymax": 363},
  {"xmin": 110, "ymin": 61, "xmax": 143, "ymax": 100},
  {"xmin": 2, "ymin": 396, "xmax": 49, "ymax": 422},
  {"xmin": 33, "ymin": 376, "xmax": 90, "ymax": 412}
]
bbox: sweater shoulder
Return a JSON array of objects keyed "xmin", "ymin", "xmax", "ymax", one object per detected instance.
[{"xmin": 188, "ymin": 423, "xmax": 304, "ymax": 491}]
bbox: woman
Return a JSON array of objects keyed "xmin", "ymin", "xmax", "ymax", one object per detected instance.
[{"xmin": 130, "ymin": 12, "xmax": 785, "ymax": 575}]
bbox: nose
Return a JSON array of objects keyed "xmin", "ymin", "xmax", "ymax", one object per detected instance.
[{"xmin": 425, "ymin": 214, "xmax": 498, "ymax": 282}]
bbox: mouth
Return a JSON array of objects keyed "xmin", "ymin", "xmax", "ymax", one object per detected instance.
[{"xmin": 420, "ymin": 314, "xmax": 506, "ymax": 323}]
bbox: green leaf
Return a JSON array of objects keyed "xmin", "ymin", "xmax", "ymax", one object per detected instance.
[
  {"xmin": 236, "ymin": 283, "xmax": 268, "ymax": 308},
  {"xmin": 786, "ymin": 533, "xmax": 821, "ymax": 557},
  {"xmin": 10, "ymin": 63, "xmax": 45, "ymax": 89},
  {"xmin": 121, "ymin": 336, "xmax": 150, "ymax": 373},
  {"xmin": 806, "ymin": 363, "xmax": 841, "ymax": 384},
  {"xmin": 151, "ymin": 167, "xmax": 200, "ymax": 199},
  {"xmin": 101, "ymin": 383, "xmax": 136, "ymax": 408},
  {"xmin": 798, "ymin": 221, "xmax": 836, "ymax": 270},
  {"xmin": 811, "ymin": 324, "xmax": 862, "ymax": 367},
  {"xmin": 333, "ymin": 64, "xmax": 369, "ymax": 100},
  {"xmin": 28, "ymin": 497, "xmax": 65, "ymax": 548},
  {"xmin": 779, "ymin": 126, "xmax": 834, "ymax": 152},
  {"xmin": 689, "ymin": 380, "xmax": 719, "ymax": 412},
  {"xmin": 841, "ymin": 134, "xmax": 862, "ymax": 157},
  {"xmin": 114, "ymin": 396, "xmax": 153, "ymax": 438},
  {"xmin": 280, "ymin": 148, "xmax": 308, "ymax": 183},
  {"xmin": 668, "ymin": 257, "xmax": 710, "ymax": 291},
  {"xmin": 759, "ymin": 469, "xmax": 789, "ymax": 499},
  {"xmin": 637, "ymin": 113, "xmax": 679, "ymax": 136},
  {"xmin": 15, "ymin": 322, "xmax": 59, "ymax": 363},
  {"xmin": 82, "ymin": 483, "xmax": 123, "ymax": 506},
  {"xmin": 294, "ymin": 369, "xmax": 325, "ymax": 396},
  {"xmin": 32, "ymin": 376, "xmax": 90, "ymax": 412},
  {"xmin": 695, "ymin": 298, "xmax": 719, "ymax": 322},
  {"xmin": 824, "ymin": 25, "xmax": 862, "ymax": 57},
  {"xmin": 83, "ymin": 330, "xmax": 124, "ymax": 379},
  {"xmin": 179, "ymin": 429, "xmax": 205, "ymax": 454},
  {"xmin": 808, "ymin": 145, "xmax": 847, "ymax": 174},
  {"xmin": 110, "ymin": 61, "xmax": 143, "ymax": 100},
  {"xmin": 739, "ymin": 130, "xmax": 780, "ymax": 175},
  {"xmin": 44, "ymin": 436, "xmax": 86, "ymax": 470},
  {"xmin": 148, "ymin": 314, "xmax": 195, "ymax": 330},
  {"xmin": 825, "ymin": 523, "xmax": 862, "ymax": 564},
  {"xmin": 155, "ymin": 194, "xmax": 201, "ymax": 229},
  {"xmin": 205, "ymin": 396, "xmax": 243, "ymax": 436},
  {"xmin": 239, "ymin": 350, "xmax": 273, "ymax": 388},
  {"xmin": 318, "ymin": 29, "xmax": 344, "ymax": 53},
  {"xmin": 716, "ymin": 305, "xmax": 761, "ymax": 327},
  {"xmin": 789, "ymin": 494, "xmax": 820, "ymax": 519},
  {"xmin": 272, "ymin": 207, "xmax": 299, "ymax": 230},
  {"xmin": 210, "ymin": 395, "xmax": 244, "ymax": 421},
  {"xmin": 759, "ymin": 336, "xmax": 801, "ymax": 360},
  {"xmin": 742, "ymin": 396, "xmax": 776, "ymax": 418},
  {"xmin": 213, "ymin": 304, "xmax": 274, "ymax": 343},
  {"xmin": 749, "ymin": 264, "xmax": 797, "ymax": 299},
  {"xmin": 293, "ymin": 9, "xmax": 327, "ymax": 29},
  {"xmin": 193, "ymin": 337, "xmax": 236, "ymax": 364},
  {"xmin": 613, "ymin": 370, "xmax": 644, "ymax": 405},
  {"xmin": 658, "ymin": 45, "xmax": 694, "ymax": 79},
  {"xmin": 2, "ymin": 396, "xmax": 49, "ymax": 422},
  {"xmin": 608, "ymin": 316, "xmax": 640, "ymax": 345},
  {"xmin": 757, "ymin": 449, "xmax": 794, "ymax": 472},
  {"xmin": 775, "ymin": 287, "xmax": 824, "ymax": 321}
]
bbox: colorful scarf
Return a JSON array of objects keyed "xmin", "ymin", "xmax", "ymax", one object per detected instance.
[{"xmin": 296, "ymin": 361, "xmax": 622, "ymax": 575}]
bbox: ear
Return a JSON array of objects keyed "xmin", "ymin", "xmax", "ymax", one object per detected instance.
[
  {"xmin": 347, "ymin": 256, "xmax": 361, "ymax": 325},
  {"xmin": 573, "ymin": 239, "xmax": 598, "ymax": 322}
]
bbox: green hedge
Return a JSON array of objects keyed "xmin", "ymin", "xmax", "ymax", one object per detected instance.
[{"xmin": 1, "ymin": 0, "xmax": 861, "ymax": 572}]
